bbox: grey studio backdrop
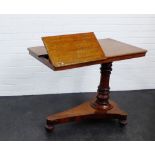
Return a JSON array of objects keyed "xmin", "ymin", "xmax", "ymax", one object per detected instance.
[{"xmin": 0, "ymin": 14, "xmax": 154, "ymax": 96}]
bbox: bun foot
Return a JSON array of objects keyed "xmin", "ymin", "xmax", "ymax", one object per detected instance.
[
  {"xmin": 119, "ymin": 119, "xmax": 127, "ymax": 126},
  {"xmin": 45, "ymin": 124, "xmax": 54, "ymax": 132}
]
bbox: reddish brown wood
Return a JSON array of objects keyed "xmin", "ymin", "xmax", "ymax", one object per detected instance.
[
  {"xmin": 46, "ymin": 99, "xmax": 127, "ymax": 131},
  {"xmin": 28, "ymin": 38, "xmax": 147, "ymax": 71},
  {"xmin": 42, "ymin": 32, "xmax": 106, "ymax": 68},
  {"xmin": 45, "ymin": 62, "xmax": 127, "ymax": 131},
  {"xmin": 91, "ymin": 62, "xmax": 113, "ymax": 111},
  {"xmin": 28, "ymin": 34, "xmax": 147, "ymax": 131}
]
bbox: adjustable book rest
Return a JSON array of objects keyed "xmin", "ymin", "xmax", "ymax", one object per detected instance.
[{"xmin": 28, "ymin": 32, "xmax": 147, "ymax": 131}]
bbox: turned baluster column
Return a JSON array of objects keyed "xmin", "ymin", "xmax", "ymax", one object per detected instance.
[{"xmin": 92, "ymin": 62, "xmax": 113, "ymax": 111}]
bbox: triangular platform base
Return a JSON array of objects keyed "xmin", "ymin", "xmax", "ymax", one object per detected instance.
[{"xmin": 45, "ymin": 98, "xmax": 127, "ymax": 132}]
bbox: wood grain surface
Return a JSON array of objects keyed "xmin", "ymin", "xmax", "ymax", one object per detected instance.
[
  {"xmin": 28, "ymin": 37, "xmax": 147, "ymax": 71},
  {"xmin": 99, "ymin": 38, "xmax": 147, "ymax": 57},
  {"xmin": 42, "ymin": 32, "xmax": 105, "ymax": 68},
  {"xmin": 46, "ymin": 98, "xmax": 127, "ymax": 126},
  {"xmin": 28, "ymin": 33, "xmax": 147, "ymax": 130}
]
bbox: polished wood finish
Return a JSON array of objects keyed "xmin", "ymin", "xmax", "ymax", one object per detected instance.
[
  {"xmin": 28, "ymin": 33, "xmax": 147, "ymax": 131},
  {"xmin": 45, "ymin": 62, "xmax": 127, "ymax": 131},
  {"xmin": 28, "ymin": 38, "xmax": 147, "ymax": 71},
  {"xmin": 42, "ymin": 32, "xmax": 105, "ymax": 68},
  {"xmin": 46, "ymin": 99, "xmax": 127, "ymax": 131},
  {"xmin": 45, "ymin": 61, "xmax": 127, "ymax": 131},
  {"xmin": 91, "ymin": 62, "xmax": 113, "ymax": 111},
  {"xmin": 98, "ymin": 38, "xmax": 147, "ymax": 57}
]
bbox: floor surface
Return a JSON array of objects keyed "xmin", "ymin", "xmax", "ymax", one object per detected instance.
[{"xmin": 0, "ymin": 89, "xmax": 155, "ymax": 141}]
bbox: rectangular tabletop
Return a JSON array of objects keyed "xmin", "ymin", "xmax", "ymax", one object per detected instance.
[{"xmin": 28, "ymin": 38, "xmax": 147, "ymax": 71}]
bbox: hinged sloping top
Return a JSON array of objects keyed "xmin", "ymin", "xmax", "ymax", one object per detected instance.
[
  {"xmin": 42, "ymin": 32, "xmax": 106, "ymax": 68},
  {"xmin": 28, "ymin": 32, "xmax": 147, "ymax": 71}
]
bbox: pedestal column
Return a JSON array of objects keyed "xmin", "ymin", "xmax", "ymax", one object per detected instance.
[
  {"xmin": 91, "ymin": 62, "xmax": 113, "ymax": 111},
  {"xmin": 45, "ymin": 62, "xmax": 127, "ymax": 132}
]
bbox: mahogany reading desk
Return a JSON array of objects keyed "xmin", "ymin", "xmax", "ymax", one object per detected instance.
[{"xmin": 28, "ymin": 32, "xmax": 147, "ymax": 131}]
